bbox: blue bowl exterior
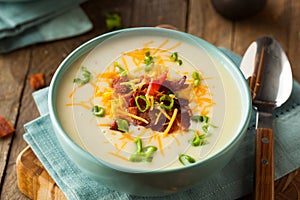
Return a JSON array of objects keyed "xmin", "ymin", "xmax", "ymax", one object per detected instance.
[{"xmin": 48, "ymin": 27, "xmax": 251, "ymax": 196}]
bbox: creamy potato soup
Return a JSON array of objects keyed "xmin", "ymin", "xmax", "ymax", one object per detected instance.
[{"xmin": 56, "ymin": 32, "xmax": 229, "ymax": 172}]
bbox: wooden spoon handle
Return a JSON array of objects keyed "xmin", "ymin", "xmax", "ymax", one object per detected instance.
[{"xmin": 254, "ymin": 128, "xmax": 274, "ymax": 200}]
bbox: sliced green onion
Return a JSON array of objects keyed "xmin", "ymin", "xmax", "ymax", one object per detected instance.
[
  {"xmin": 202, "ymin": 124, "xmax": 210, "ymax": 133},
  {"xmin": 116, "ymin": 119, "xmax": 129, "ymax": 132},
  {"xmin": 129, "ymin": 153, "xmax": 146, "ymax": 162},
  {"xmin": 92, "ymin": 105, "xmax": 105, "ymax": 117},
  {"xmin": 170, "ymin": 52, "xmax": 183, "ymax": 65},
  {"xmin": 190, "ymin": 130, "xmax": 209, "ymax": 146},
  {"xmin": 73, "ymin": 67, "xmax": 92, "ymax": 85},
  {"xmin": 142, "ymin": 146, "xmax": 158, "ymax": 156},
  {"xmin": 193, "ymin": 79, "xmax": 200, "ymax": 87},
  {"xmin": 192, "ymin": 71, "xmax": 200, "ymax": 87},
  {"xmin": 129, "ymin": 138, "xmax": 158, "ymax": 162},
  {"xmin": 144, "ymin": 51, "xmax": 154, "ymax": 69},
  {"xmin": 159, "ymin": 94, "xmax": 174, "ymax": 110},
  {"xmin": 192, "ymin": 71, "xmax": 200, "ymax": 80},
  {"xmin": 192, "ymin": 133, "xmax": 201, "ymax": 146},
  {"xmin": 191, "ymin": 115, "xmax": 209, "ymax": 123},
  {"xmin": 177, "ymin": 59, "xmax": 183, "ymax": 65},
  {"xmin": 179, "ymin": 154, "xmax": 196, "ymax": 165},
  {"xmin": 105, "ymin": 13, "xmax": 122, "ymax": 31},
  {"xmin": 135, "ymin": 137, "xmax": 143, "ymax": 153},
  {"xmin": 114, "ymin": 62, "xmax": 128, "ymax": 76},
  {"xmin": 135, "ymin": 95, "xmax": 150, "ymax": 112},
  {"xmin": 170, "ymin": 52, "xmax": 178, "ymax": 61}
]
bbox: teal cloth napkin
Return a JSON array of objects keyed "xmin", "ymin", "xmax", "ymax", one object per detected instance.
[
  {"xmin": 0, "ymin": 0, "xmax": 92, "ymax": 53},
  {"xmin": 23, "ymin": 49, "xmax": 300, "ymax": 199}
]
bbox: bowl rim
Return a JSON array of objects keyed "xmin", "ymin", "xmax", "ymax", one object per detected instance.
[{"xmin": 48, "ymin": 27, "xmax": 252, "ymax": 174}]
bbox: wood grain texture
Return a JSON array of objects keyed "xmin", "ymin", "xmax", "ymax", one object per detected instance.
[
  {"xmin": 131, "ymin": 0, "xmax": 188, "ymax": 31},
  {"xmin": 288, "ymin": 0, "xmax": 300, "ymax": 82},
  {"xmin": 233, "ymin": 0, "xmax": 290, "ymax": 55},
  {"xmin": 0, "ymin": 0, "xmax": 131, "ymax": 200},
  {"xmin": 0, "ymin": 48, "xmax": 31, "ymax": 200},
  {"xmin": 0, "ymin": 0, "xmax": 300, "ymax": 199},
  {"xmin": 254, "ymin": 128, "xmax": 275, "ymax": 200},
  {"xmin": 16, "ymin": 147, "xmax": 66, "ymax": 200},
  {"xmin": 188, "ymin": 0, "xmax": 233, "ymax": 49}
]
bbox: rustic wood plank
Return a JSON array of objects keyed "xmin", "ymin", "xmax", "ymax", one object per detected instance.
[
  {"xmin": 187, "ymin": 0, "xmax": 233, "ymax": 49},
  {"xmin": 233, "ymin": 0, "xmax": 290, "ymax": 55},
  {"xmin": 288, "ymin": 0, "xmax": 300, "ymax": 82},
  {"xmin": 131, "ymin": 0, "xmax": 188, "ymax": 31},
  {"xmin": 0, "ymin": 0, "xmax": 133, "ymax": 199},
  {"xmin": 0, "ymin": 48, "xmax": 31, "ymax": 199},
  {"xmin": 3, "ymin": 0, "xmax": 187, "ymax": 198}
]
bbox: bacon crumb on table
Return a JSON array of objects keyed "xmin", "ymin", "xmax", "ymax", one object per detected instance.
[
  {"xmin": 0, "ymin": 115, "xmax": 15, "ymax": 138},
  {"xmin": 29, "ymin": 73, "xmax": 45, "ymax": 90}
]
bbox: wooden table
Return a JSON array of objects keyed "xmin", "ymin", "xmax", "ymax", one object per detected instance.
[{"xmin": 1, "ymin": 0, "xmax": 300, "ymax": 199}]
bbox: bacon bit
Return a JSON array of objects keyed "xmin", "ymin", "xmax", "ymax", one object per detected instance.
[
  {"xmin": 29, "ymin": 73, "xmax": 45, "ymax": 90},
  {"xmin": 0, "ymin": 115, "xmax": 15, "ymax": 138}
]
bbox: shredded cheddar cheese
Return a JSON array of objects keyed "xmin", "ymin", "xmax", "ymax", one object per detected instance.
[
  {"xmin": 108, "ymin": 152, "xmax": 129, "ymax": 162},
  {"xmin": 156, "ymin": 135, "xmax": 164, "ymax": 156},
  {"xmin": 163, "ymin": 108, "xmax": 178, "ymax": 136},
  {"xmin": 119, "ymin": 111, "xmax": 149, "ymax": 124}
]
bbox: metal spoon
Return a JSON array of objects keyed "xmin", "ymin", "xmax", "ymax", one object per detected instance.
[{"xmin": 240, "ymin": 37, "xmax": 293, "ymax": 200}]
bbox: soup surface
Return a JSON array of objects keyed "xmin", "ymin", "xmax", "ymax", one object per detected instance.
[{"xmin": 56, "ymin": 32, "xmax": 234, "ymax": 172}]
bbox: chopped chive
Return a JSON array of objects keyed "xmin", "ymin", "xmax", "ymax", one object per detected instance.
[
  {"xmin": 191, "ymin": 115, "xmax": 209, "ymax": 123},
  {"xmin": 189, "ymin": 129, "xmax": 209, "ymax": 146},
  {"xmin": 170, "ymin": 52, "xmax": 183, "ymax": 65},
  {"xmin": 159, "ymin": 94, "xmax": 174, "ymax": 110},
  {"xmin": 144, "ymin": 51, "xmax": 154, "ymax": 69},
  {"xmin": 129, "ymin": 138, "xmax": 158, "ymax": 162},
  {"xmin": 135, "ymin": 95, "xmax": 150, "ymax": 112},
  {"xmin": 73, "ymin": 67, "xmax": 92, "ymax": 85},
  {"xmin": 135, "ymin": 138, "xmax": 143, "ymax": 153},
  {"xmin": 202, "ymin": 124, "xmax": 209, "ymax": 133},
  {"xmin": 192, "ymin": 133, "xmax": 201, "ymax": 146},
  {"xmin": 192, "ymin": 71, "xmax": 200, "ymax": 87},
  {"xmin": 114, "ymin": 62, "xmax": 128, "ymax": 76},
  {"xmin": 170, "ymin": 52, "xmax": 178, "ymax": 61},
  {"xmin": 92, "ymin": 105, "xmax": 105, "ymax": 117},
  {"xmin": 192, "ymin": 71, "xmax": 200, "ymax": 80},
  {"xmin": 177, "ymin": 59, "xmax": 183, "ymax": 65},
  {"xmin": 193, "ymin": 79, "xmax": 200, "ymax": 87},
  {"xmin": 105, "ymin": 13, "xmax": 122, "ymax": 31},
  {"xmin": 179, "ymin": 154, "xmax": 196, "ymax": 165}
]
